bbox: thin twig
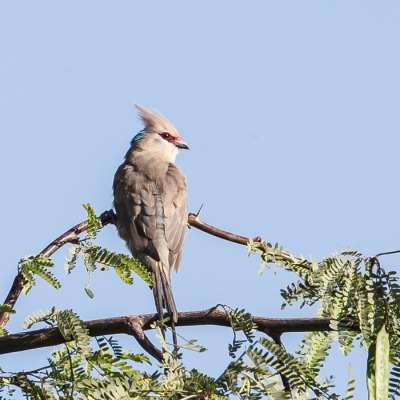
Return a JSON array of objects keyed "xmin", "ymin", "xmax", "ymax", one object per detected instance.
[{"xmin": 375, "ymin": 250, "xmax": 400, "ymax": 258}]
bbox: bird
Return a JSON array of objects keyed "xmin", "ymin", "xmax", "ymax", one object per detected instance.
[{"xmin": 113, "ymin": 103, "xmax": 189, "ymax": 335}]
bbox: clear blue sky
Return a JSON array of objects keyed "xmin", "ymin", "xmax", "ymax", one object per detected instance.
[{"xmin": 1, "ymin": 2, "xmax": 400, "ymax": 398}]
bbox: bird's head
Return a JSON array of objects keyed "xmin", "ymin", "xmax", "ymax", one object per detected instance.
[{"xmin": 130, "ymin": 103, "xmax": 189, "ymax": 163}]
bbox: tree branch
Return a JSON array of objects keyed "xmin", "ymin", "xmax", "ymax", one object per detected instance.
[
  {"xmin": 0, "ymin": 208, "xmax": 311, "ymax": 331},
  {"xmin": 0, "ymin": 307, "xmax": 355, "ymax": 359},
  {"xmin": 187, "ymin": 211, "xmax": 304, "ymax": 266},
  {"xmin": 0, "ymin": 209, "xmax": 267, "ymax": 330},
  {"xmin": 187, "ymin": 212, "xmax": 264, "ymax": 245},
  {"xmin": 0, "ymin": 211, "xmax": 116, "ymax": 330},
  {"xmin": 125, "ymin": 316, "xmax": 163, "ymax": 362}
]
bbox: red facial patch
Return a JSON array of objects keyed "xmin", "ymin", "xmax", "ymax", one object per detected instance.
[{"xmin": 159, "ymin": 132, "xmax": 175, "ymax": 143}]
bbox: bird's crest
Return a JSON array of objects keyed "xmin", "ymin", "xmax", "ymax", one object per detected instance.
[{"xmin": 134, "ymin": 103, "xmax": 179, "ymax": 138}]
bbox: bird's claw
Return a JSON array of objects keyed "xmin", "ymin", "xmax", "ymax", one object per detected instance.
[{"xmin": 99, "ymin": 209, "xmax": 118, "ymax": 226}]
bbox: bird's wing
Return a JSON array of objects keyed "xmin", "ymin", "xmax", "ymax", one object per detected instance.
[
  {"xmin": 113, "ymin": 159, "xmax": 187, "ymax": 267},
  {"xmin": 113, "ymin": 161, "xmax": 159, "ymax": 260},
  {"xmin": 162, "ymin": 163, "xmax": 188, "ymax": 276}
]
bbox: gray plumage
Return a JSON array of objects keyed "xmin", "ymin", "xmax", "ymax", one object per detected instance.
[{"xmin": 113, "ymin": 104, "xmax": 188, "ymax": 324}]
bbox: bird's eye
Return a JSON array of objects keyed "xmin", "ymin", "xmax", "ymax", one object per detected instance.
[{"xmin": 160, "ymin": 132, "xmax": 171, "ymax": 139}]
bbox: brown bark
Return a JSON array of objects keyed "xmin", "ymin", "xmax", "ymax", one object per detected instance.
[
  {"xmin": 0, "ymin": 211, "xmax": 116, "ymax": 329},
  {"xmin": 0, "ymin": 210, "xmax": 266, "ymax": 329},
  {"xmin": 0, "ymin": 307, "xmax": 351, "ymax": 361}
]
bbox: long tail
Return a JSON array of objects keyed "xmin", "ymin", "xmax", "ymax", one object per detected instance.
[{"xmin": 153, "ymin": 264, "xmax": 178, "ymax": 345}]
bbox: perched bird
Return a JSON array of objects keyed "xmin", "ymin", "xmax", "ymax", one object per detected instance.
[{"xmin": 113, "ymin": 104, "xmax": 189, "ymax": 330}]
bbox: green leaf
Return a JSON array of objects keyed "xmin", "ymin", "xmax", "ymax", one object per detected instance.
[
  {"xmin": 64, "ymin": 244, "xmax": 81, "ymax": 274},
  {"xmin": 114, "ymin": 266, "xmax": 134, "ymax": 285},
  {"xmin": 19, "ymin": 254, "xmax": 61, "ymax": 291},
  {"xmin": 83, "ymin": 203, "xmax": 103, "ymax": 239},
  {"xmin": 24, "ymin": 263, "xmax": 61, "ymax": 290},
  {"xmin": 367, "ymin": 342, "xmax": 376, "ymax": 400},
  {"xmin": 0, "ymin": 304, "xmax": 16, "ymax": 314},
  {"xmin": 84, "ymin": 245, "xmax": 154, "ymax": 286},
  {"xmin": 23, "ymin": 307, "xmax": 58, "ymax": 330},
  {"xmin": 57, "ymin": 310, "xmax": 91, "ymax": 360},
  {"xmin": 344, "ymin": 364, "xmax": 355, "ymax": 400},
  {"xmin": 375, "ymin": 324, "xmax": 389, "ymax": 400},
  {"xmin": 0, "ymin": 327, "xmax": 8, "ymax": 336},
  {"xmin": 122, "ymin": 352, "xmax": 152, "ymax": 365},
  {"xmin": 179, "ymin": 342, "xmax": 208, "ymax": 353}
]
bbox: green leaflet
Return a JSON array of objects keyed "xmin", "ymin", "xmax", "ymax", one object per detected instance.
[
  {"xmin": 21, "ymin": 267, "xmax": 36, "ymax": 295},
  {"xmin": 257, "ymin": 337, "xmax": 332, "ymax": 396},
  {"xmin": 24, "ymin": 263, "xmax": 61, "ymax": 290},
  {"xmin": 367, "ymin": 325, "xmax": 390, "ymax": 400},
  {"xmin": 23, "ymin": 307, "xmax": 58, "ymax": 330},
  {"xmin": 344, "ymin": 364, "xmax": 355, "ymax": 400},
  {"xmin": 367, "ymin": 342, "xmax": 376, "ymax": 400},
  {"xmin": 83, "ymin": 203, "xmax": 102, "ymax": 239},
  {"xmin": 84, "ymin": 245, "xmax": 154, "ymax": 286},
  {"xmin": 64, "ymin": 244, "xmax": 81, "ymax": 274},
  {"xmin": 114, "ymin": 265, "xmax": 134, "ymax": 285},
  {"xmin": 296, "ymin": 331, "xmax": 332, "ymax": 377},
  {"xmin": 0, "ymin": 304, "xmax": 15, "ymax": 314},
  {"xmin": 85, "ymin": 287, "xmax": 94, "ymax": 299},
  {"xmin": 223, "ymin": 306, "xmax": 256, "ymax": 358},
  {"xmin": 57, "ymin": 310, "xmax": 91, "ymax": 360},
  {"xmin": 19, "ymin": 254, "xmax": 61, "ymax": 293},
  {"xmin": 375, "ymin": 324, "xmax": 389, "ymax": 400}
]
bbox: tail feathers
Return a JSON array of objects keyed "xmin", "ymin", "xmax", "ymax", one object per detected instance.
[
  {"xmin": 153, "ymin": 267, "xmax": 165, "ymax": 322},
  {"xmin": 153, "ymin": 263, "xmax": 178, "ymax": 324},
  {"xmin": 160, "ymin": 268, "xmax": 178, "ymax": 324}
]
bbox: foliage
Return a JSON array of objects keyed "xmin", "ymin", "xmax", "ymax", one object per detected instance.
[
  {"xmin": 247, "ymin": 239, "xmax": 400, "ymax": 399},
  {"xmin": 1, "ymin": 205, "xmax": 400, "ymax": 398},
  {"xmin": 63, "ymin": 204, "xmax": 154, "ymax": 297},
  {"xmin": 19, "ymin": 254, "xmax": 60, "ymax": 295}
]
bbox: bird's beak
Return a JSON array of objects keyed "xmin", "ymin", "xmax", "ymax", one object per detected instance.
[{"xmin": 174, "ymin": 136, "xmax": 190, "ymax": 150}]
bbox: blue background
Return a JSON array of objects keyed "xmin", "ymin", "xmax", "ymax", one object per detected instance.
[{"xmin": 1, "ymin": 2, "xmax": 400, "ymax": 398}]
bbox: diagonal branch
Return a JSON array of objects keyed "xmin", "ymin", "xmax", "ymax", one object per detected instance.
[
  {"xmin": 187, "ymin": 212, "xmax": 264, "ymax": 245},
  {"xmin": 0, "ymin": 211, "xmax": 116, "ymax": 329},
  {"xmin": 187, "ymin": 211, "xmax": 304, "ymax": 266},
  {"xmin": 125, "ymin": 315, "xmax": 163, "ymax": 362},
  {"xmin": 0, "ymin": 307, "xmax": 356, "ymax": 359}
]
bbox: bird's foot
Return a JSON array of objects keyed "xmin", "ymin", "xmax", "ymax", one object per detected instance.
[{"xmin": 99, "ymin": 209, "xmax": 118, "ymax": 226}]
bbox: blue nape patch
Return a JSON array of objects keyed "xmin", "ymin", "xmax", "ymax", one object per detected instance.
[{"xmin": 130, "ymin": 130, "xmax": 147, "ymax": 147}]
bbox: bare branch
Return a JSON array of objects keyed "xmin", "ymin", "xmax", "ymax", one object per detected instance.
[
  {"xmin": 187, "ymin": 212, "xmax": 305, "ymax": 267},
  {"xmin": 188, "ymin": 212, "xmax": 264, "ymax": 245},
  {"xmin": 0, "ymin": 307, "xmax": 353, "ymax": 359}
]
